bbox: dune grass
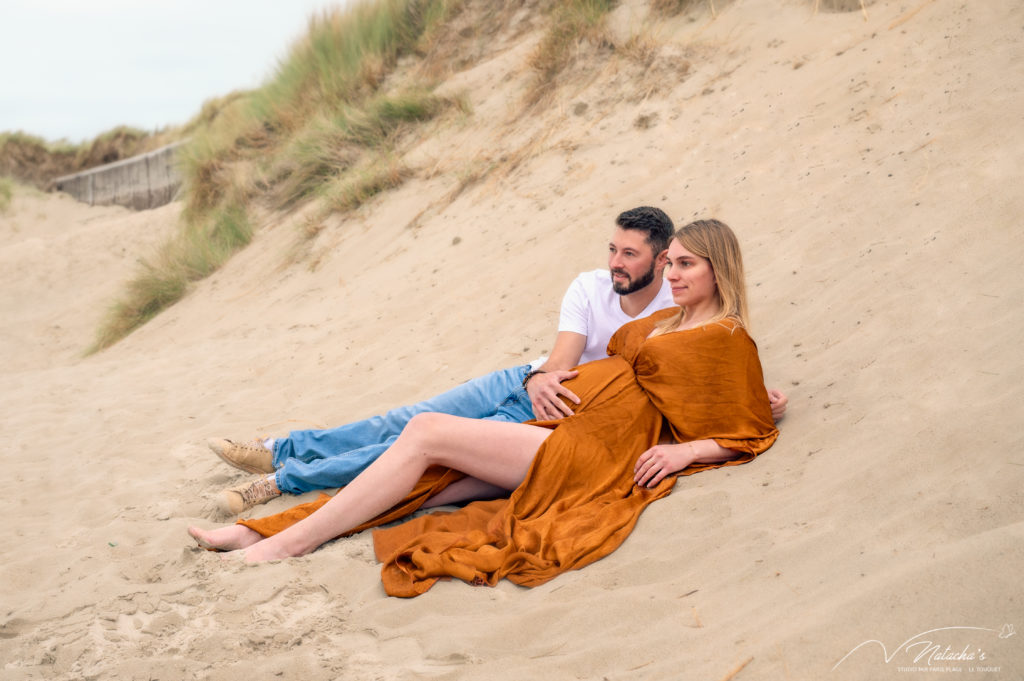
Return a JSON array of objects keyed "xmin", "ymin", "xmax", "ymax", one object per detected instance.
[
  {"xmin": 92, "ymin": 0, "xmax": 632, "ymax": 352},
  {"xmin": 649, "ymin": 0, "xmax": 727, "ymax": 17},
  {"xmin": 270, "ymin": 88, "xmax": 458, "ymax": 209},
  {"xmin": 0, "ymin": 132, "xmax": 79, "ymax": 189},
  {"xmin": 649, "ymin": 0, "xmax": 701, "ymax": 16},
  {"xmin": 89, "ymin": 202, "xmax": 252, "ymax": 352},
  {"xmin": 323, "ymin": 156, "xmax": 413, "ymax": 214},
  {"xmin": 0, "ymin": 125, "xmax": 186, "ymax": 193},
  {"xmin": 0, "ymin": 176, "xmax": 13, "ymax": 213},
  {"xmin": 91, "ymin": 0, "xmax": 461, "ymax": 352},
  {"xmin": 179, "ymin": 0, "xmax": 459, "ymax": 220},
  {"xmin": 527, "ymin": 0, "xmax": 617, "ymax": 102}
]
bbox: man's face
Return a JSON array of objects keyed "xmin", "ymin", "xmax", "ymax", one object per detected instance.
[{"xmin": 608, "ymin": 227, "xmax": 659, "ymax": 295}]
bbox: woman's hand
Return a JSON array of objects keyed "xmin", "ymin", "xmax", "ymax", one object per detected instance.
[
  {"xmin": 635, "ymin": 440, "xmax": 741, "ymax": 488},
  {"xmin": 527, "ymin": 370, "xmax": 581, "ymax": 420},
  {"xmin": 768, "ymin": 389, "xmax": 788, "ymax": 421},
  {"xmin": 634, "ymin": 443, "xmax": 697, "ymax": 489}
]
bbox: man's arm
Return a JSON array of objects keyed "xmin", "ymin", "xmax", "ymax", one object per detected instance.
[{"xmin": 524, "ymin": 331, "xmax": 587, "ymax": 420}]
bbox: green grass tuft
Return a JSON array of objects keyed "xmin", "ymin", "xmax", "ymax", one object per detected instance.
[
  {"xmin": 271, "ymin": 89, "xmax": 452, "ymax": 208},
  {"xmin": 323, "ymin": 158, "xmax": 413, "ymax": 214},
  {"xmin": 173, "ymin": 0, "xmax": 458, "ymax": 221},
  {"xmin": 253, "ymin": 0, "xmax": 433, "ymax": 121},
  {"xmin": 89, "ymin": 202, "xmax": 252, "ymax": 353},
  {"xmin": 182, "ymin": 0, "xmax": 454, "ymax": 183}
]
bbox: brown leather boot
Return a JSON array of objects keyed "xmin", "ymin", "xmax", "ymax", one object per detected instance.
[
  {"xmin": 207, "ymin": 438, "xmax": 274, "ymax": 474},
  {"xmin": 218, "ymin": 476, "xmax": 281, "ymax": 515}
]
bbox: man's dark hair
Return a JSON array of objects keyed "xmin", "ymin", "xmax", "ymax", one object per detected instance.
[{"xmin": 615, "ymin": 206, "xmax": 674, "ymax": 254}]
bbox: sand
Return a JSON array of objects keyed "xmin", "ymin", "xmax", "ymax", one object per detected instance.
[{"xmin": 1, "ymin": 0, "xmax": 1022, "ymax": 679}]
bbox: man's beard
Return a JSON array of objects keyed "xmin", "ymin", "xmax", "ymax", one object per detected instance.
[{"xmin": 611, "ymin": 261, "xmax": 656, "ymax": 295}]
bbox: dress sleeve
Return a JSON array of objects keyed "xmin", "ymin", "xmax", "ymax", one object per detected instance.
[
  {"xmin": 635, "ymin": 321, "xmax": 779, "ymax": 472},
  {"xmin": 606, "ymin": 308, "xmax": 678, "ymax": 363}
]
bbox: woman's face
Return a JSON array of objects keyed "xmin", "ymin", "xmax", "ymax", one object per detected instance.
[{"xmin": 665, "ymin": 239, "xmax": 717, "ymax": 308}]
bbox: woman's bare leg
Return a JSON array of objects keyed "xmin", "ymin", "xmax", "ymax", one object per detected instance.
[
  {"xmin": 237, "ymin": 414, "xmax": 551, "ymax": 563},
  {"xmin": 189, "ymin": 476, "xmax": 506, "ymax": 552},
  {"xmin": 189, "ymin": 477, "xmax": 504, "ymax": 550},
  {"xmin": 421, "ymin": 476, "xmax": 509, "ymax": 508}
]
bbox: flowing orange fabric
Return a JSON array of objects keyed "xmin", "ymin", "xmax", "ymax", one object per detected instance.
[{"xmin": 239, "ymin": 309, "xmax": 779, "ymax": 596}]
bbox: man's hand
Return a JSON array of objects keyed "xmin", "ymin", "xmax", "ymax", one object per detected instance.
[
  {"xmin": 527, "ymin": 370, "xmax": 581, "ymax": 420},
  {"xmin": 768, "ymin": 389, "xmax": 788, "ymax": 422}
]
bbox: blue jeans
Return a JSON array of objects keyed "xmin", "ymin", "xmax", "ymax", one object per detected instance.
[{"xmin": 272, "ymin": 364, "xmax": 535, "ymax": 494}]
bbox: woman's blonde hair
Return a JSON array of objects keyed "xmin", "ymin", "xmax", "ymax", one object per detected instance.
[{"xmin": 653, "ymin": 218, "xmax": 749, "ymax": 334}]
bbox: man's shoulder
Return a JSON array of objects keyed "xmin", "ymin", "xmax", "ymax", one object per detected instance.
[
  {"xmin": 561, "ymin": 270, "xmax": 612, "ymax": 318},
  {"xmin": 571, "ymin": 269, "xmax": 611, "ymax": 288}
]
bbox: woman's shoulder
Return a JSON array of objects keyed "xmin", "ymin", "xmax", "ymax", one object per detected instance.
[
  {"xmin": 703, "ymin": 317, "xmax": 747, "ymax": 335},
  {"xmin": 648, "ymin": 307, "xmax": 680, "ymax": 324},
  {"xmin": 662, "ymin": 317, "xmax": 755, "ymax": 350},
  {"xmin": 694, "ymin": 318, "xmax": 758, "ymax": 351}
]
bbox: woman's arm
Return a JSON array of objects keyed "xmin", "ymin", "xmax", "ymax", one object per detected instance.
[{"xmin": 633, "ymin": 440, "xmax": 738, "ymax": 489}]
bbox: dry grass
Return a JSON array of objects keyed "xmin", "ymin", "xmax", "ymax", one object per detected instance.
[
  {"xmin": 616, "ymin": 31, "xmax": 660, "ymax": 67},
  {"xmin": 272, "ymin": 89, "xmax": 461, "ymax": 209},
  {"xmin": 814, "ymin": 0, "xmax": 870, "ymax": 15},
  {"xmin": 413, "ymin": 0, "xmax": 536, "ymax": 81},
  {"xmin": 73, "ymin": 126, "xmax": 152, "ymax": 170},
  {"xmin": 650, "ymin": 0, "xmax": 697, "ymax": 17},
  {"xmin": 322, "ymin": 156, "xmax": 413, "ymax": 214},
  {"xmin": 0, "ymin": 132, "xmax": 80, "ymax": 190},
  {"xmin": 0, "ymin": 126, "xmax": 187, "ymax": 192},
  {"xmin": 177, "ymin": 1, "xmax": 464, "ymax": 221},
  {"xmin": 0, "ymin": 176, "xmax": 13, "ymax": 213},
  {"xmin": 526, "ymin": 0, "xmax": 617, "ymax": 103},
  {"xmin": 176, "ymin": 108, "xmax": 264, "ymax": 220}
]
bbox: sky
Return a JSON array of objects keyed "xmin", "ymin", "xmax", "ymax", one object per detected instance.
[{"xmin": 0, "ymin": 0, "xmax": 350, "ymax": 143}]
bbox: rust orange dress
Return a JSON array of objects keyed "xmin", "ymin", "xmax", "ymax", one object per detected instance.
[{"xmin": 239, "ymin": 309, "xmax": 779, "ymax": 597}]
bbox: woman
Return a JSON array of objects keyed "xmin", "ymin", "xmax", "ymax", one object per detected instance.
[{"xmin": 189, "ymin": 219, "xmax": 779, "ymax": 596}]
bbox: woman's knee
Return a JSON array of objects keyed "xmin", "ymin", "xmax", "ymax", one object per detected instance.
[{"xmin": 402, "ymin": 412, "xmax": 454, "ymax": 449}]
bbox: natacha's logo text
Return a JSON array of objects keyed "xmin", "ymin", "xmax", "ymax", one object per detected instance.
[{"xmin": 832, "ymin": 624, "xmax": 1015, "ymax": 671}]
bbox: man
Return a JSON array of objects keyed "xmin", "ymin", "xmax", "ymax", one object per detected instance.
[{"xmin": 210, "ymin": 206, "xmax": 786, "ymax": 513}]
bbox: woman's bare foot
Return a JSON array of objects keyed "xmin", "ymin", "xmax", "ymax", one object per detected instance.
[
  {"xmin": 188, "ymin": 524, "xmax": 262, "ymax": 551},
  {"xmin": 237, "ymin": 534, "xmax": 310, "ymax": 564}
]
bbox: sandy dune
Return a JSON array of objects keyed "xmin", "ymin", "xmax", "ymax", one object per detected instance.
[{"xmin": 1, "ymin": 1, "xmax": 1021, "ymax": 679}]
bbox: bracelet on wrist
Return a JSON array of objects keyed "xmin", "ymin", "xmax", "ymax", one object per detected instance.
[{"xmin": 522, "ymin": 369, "xmax": 546, "ymax": 389}]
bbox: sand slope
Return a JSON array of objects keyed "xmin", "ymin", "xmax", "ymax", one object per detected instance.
[{"xmin": 1, "ymin": 1, "xmax": 1022, "ymax": 679}]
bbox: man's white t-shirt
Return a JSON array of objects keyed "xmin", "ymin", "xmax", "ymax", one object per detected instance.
[{"xmin": 558, "ymin": 270, "xmax": 675, "ymax": 365}]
